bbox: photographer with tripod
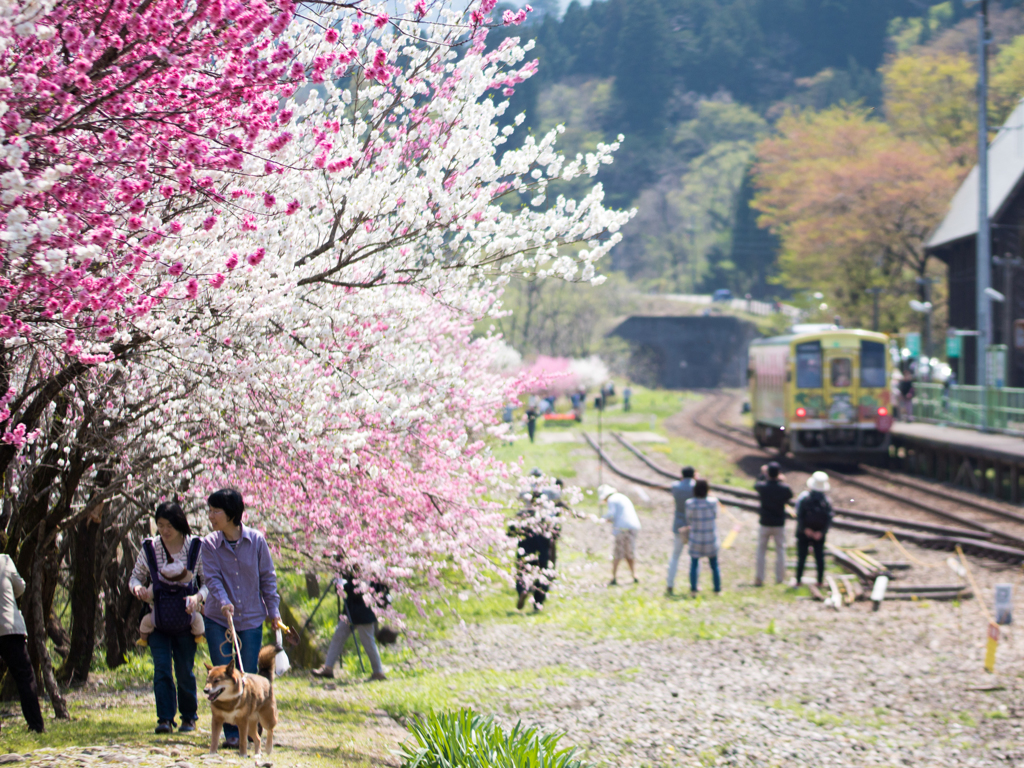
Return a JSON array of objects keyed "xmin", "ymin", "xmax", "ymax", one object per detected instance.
[{"xmin": 311, "ymin": 569, "xmax": 389, "ymax": 681}]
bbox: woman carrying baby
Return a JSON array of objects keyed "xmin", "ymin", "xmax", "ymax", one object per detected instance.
[{"xmin": 129, "ymin": 501, "xmax": 207, "ymax": 734}]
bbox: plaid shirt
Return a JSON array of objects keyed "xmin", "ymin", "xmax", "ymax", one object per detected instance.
[{"xmin": 685, "ymin": 497, "xmax": 719, "ymax": 557}]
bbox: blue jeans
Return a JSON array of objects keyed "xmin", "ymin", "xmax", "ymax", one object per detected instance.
[
  {"xmin": 206, "ymin": 620, "xmax": 263, "ymax": 740},
  {"xmin": 148, "ymin": 630, "xmax": 198, "ymax": 725},
  {"xmin": 690, "ymin": 556, "xmax": 721, "ymax": 593}
]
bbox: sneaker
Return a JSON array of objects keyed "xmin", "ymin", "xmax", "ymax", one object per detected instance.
[
  {"xmin": 155, "ymin": 720, "xmax": 174, "ymax": 734},
  {"xmin": 310, "ymin": 666, "xmax": 335, "ymax": 679},
  {"xmin": 369, "ymin": 672, "xmax": 387, "ymax": 682},
  {"xmin": 665, "ymin": 587, "xmax": 674, "ymax": 596},
  {"xmin": 608, "ymin": 579, "xmax": 617, "ymax": 587},
  {"xmin": 178, "ymin": 720, "xmax": 196, "ymax": 733},
  {"xmin": 222, "ymin": 736, "xmax": 240, "ymax": 750},
  {"xmin": 753, "ymin": 579, "xmax": 764, "ymax": 587},
  {"xmin": 633, "ymin": 578, "xmax": 639, "ymax": 584}
]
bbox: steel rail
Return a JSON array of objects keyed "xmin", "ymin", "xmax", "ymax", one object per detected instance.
[{"xmin": 582, "ymin": 431, "xmax": 1024, "ymax": 563}]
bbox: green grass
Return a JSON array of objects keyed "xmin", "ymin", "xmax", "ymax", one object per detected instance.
[
  {"xmin": 0, "ymin": 677, "xmax": 385, "ymax": 768},
  {"xmin": 519, "ymin": 583, "xmax": 796, "ymax": 642},
  {"xmin": 491, "ymin": 440, "xmax": 583, "ymax": 481},
  {"xmin": 364, "ymin": 665, "xmax": 586, "ymax": 721},
  {"xmin": 652, "ymin": 436, "xmax": 753, "ymax": 489}
]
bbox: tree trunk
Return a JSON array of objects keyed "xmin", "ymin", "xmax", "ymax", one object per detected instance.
[
  {"xmin": 46, "ymin": 614, "xmax": 70, "ymax": 659},
  {"xmin": 57, "ymin": 517, "xmax": 101, "ymax": 685},
  {"xmin": 27, "ymin": 552, "xmax": 68, "ymax": 719},
  {"xmin": 104, "ymin": 536, "xmax": 142, "ymax": 669}
]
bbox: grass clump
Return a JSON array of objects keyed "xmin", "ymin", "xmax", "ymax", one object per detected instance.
[{"xmin": 397, "ymin": 708, "xmax": 592, "ymax": 768}]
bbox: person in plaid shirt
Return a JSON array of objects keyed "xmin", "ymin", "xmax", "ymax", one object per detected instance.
[{"xmin": 684, "ymin": 479, "xmax": 721, "ymax": 595}]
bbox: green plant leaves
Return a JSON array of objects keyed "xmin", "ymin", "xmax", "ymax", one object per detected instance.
[{"xmin": 397, "ymin": 708, "xmax": 593, "ymax": 768}]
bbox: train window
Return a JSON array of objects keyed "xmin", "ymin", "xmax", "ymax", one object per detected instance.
[
  {"xmin": 861, "ymin": 340, "xmax": 886, "ymax": 388},
  {"xmin": 831, "ymin": 358, "xmax": 852, "ymax": 387},
  {"xmin": 795, "ymin": 341, "xmax": 822, "ymax": 388}
]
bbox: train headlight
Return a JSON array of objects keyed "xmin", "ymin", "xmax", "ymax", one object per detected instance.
[
  {"xmin": 795, "ymin": 407, "xmax": 807, "ymax": 419},
  {"xmin": 877, "ymin": 406, "xmax": 888, "ymax": 417}
]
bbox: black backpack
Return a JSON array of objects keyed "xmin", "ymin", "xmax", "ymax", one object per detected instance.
[
  {"xmin": 143, "ymin": 538, "xmax": 202, "ymax": 635},
  {"xmin": 801, "ymin": 493, "xmax": 832, "ymax": 532}
]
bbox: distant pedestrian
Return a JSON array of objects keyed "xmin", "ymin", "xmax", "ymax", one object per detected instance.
[
  {"xmin": 623, "ymin": 385, "xmax": 632, "ymax": 412},
  {"xmin": 509, "ymin": 496, "xmax": 561, "ymax": 611},
  {"xmin": 502, "ymin": 402, "xmax": 515, "ymax": 430},
  {"xmin": 794, "ymin": 472, "xmax": 833, "ymax": 588},
  {"xmin": 753, "ymin": 462, "xmax": 793, "ymax": 587},
  {"xmin": 525, "ymin": 405, "xmax": 538, "ymax": 443},
  {"xmin": 898, "ymin": 372, "xmax": 915, "ymax": 422},
  {"xmin": 598, "ymin": 485, "xmax": 641, "ymax": 586},
  {"xmin": 666, "ymin": 466, "xmax": 696, "ymax": 596},
  {"xmin": 0, "ymin": 548, "xmax": 43, "ymax": 733},
  {"xmin": 685, "ymin": 480, "xmax": 721, "ymax": 595}
]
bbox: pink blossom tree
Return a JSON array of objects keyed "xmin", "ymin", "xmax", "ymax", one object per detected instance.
[{"xmin": 0, "ymin": 0, "xmax": 631, "ymax": 710}]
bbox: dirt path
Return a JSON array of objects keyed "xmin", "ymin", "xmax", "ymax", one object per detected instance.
[{"xmin": 415, "ymin": 395, "xmax": 1024, "ymax": 768}]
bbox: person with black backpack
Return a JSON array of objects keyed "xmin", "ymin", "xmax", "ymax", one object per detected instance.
[
  {"xmin": 129, "ymin": 501, "xmax": 208, "ymax": 735},
  {"xmin": 794, "ymin": 472, "xmax": 834, "ymax": 588}
]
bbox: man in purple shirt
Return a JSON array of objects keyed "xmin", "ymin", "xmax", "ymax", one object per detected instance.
[{"xmin": 201, "ymin": 488, "xmax": 281, "ymax": 751}]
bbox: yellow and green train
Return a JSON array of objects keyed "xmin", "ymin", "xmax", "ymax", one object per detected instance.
[{"xmin": 748, "ymin": 328, "xmax": 893, "ymax": 461}]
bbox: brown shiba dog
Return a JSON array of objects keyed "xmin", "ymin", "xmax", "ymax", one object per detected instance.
[{"xmin": 203, "ymin": 644, "xmax": 279, "ymax": 758}]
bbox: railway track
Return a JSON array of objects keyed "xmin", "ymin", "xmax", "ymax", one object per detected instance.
[
  {"xmin": 675, "ymin": 391, "xmax": 1024, "ymax": 565},
  {"xmin": 587, "ymin": 391, "xmax": 1024, "ymax": 565}
]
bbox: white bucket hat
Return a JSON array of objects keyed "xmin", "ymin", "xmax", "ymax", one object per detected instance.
[
  {"xmin": 597, "ymin": 484, "xmax": 617, "ymax": 501},
  {"xmin": 806, "ymin": 471, "xmax": 830, "ymax": 493}
]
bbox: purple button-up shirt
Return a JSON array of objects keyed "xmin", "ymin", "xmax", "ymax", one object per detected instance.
[{"xmin": 201, "ymin": 526, "xmax": 280, "ymax": 632}]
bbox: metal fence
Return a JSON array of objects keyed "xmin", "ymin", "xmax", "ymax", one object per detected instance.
[{"xmin": 913, "ymin": 383, "xmax": 1024, "ymax": 434}]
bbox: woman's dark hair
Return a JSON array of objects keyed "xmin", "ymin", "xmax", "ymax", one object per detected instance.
[
  {"xmin": 155, "ymin": 501, "xmax": 191, "ymax": 536},
  {"xmin": 207, "ymin": 488, "xmax": 244, "ymax": 526},
  {"xmin": 693, "ymin": 479, "xmax": 709, "ymax": 498}
]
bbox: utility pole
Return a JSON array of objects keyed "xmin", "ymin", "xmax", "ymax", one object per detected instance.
[
  {"xmin": 867, "ymin": 287, "xmax": 882, "ymax": 332},
  {"xmin": 977, "ymin": 0, "xmax": 991, "ymax": 394}
]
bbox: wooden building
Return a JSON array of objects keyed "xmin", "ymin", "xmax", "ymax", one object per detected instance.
[{"xmin": 926, "ymin": 99, "xmax": 1024, "ymax": 385}]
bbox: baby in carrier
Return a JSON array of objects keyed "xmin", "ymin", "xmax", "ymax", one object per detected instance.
[{"xmin": 136, "ymin": 557, "xmax": 206, "ymax": 647}]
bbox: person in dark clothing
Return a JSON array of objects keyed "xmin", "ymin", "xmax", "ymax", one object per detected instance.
[
  {"xmin": 666, "ymin": 466, "xmax": 696, "ymax": 595},
  {"xmin": 753, "ymin": 462, "xmax": 793, "ymax": 586},
  {"xmin": 312, "ymin": 571, "xmax": 388, "ymax": 680},
  {"xmin": 0, "ymin": 551, "xmax": 43, "ymax": 733},
  {"xmin": 525, "ymin": 406, "xmax": 538, "ymax": 443},
  {"xmin": 794, "ymin": 472, "xmax": 834, "ymax": 588},
  {"xmin": 898, "ymin": 373, "xmax": 915, "ymax": 422},
  {"xmin": 510, "ymin": 484, "xmax": 562, "ymax": 611}
]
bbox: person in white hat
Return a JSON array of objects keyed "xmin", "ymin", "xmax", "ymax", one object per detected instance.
[
  {"xmin": 598, "ymin": 484, "xmax": 641, "ymax": 586},
  {"xmin": 793, "ymin": 471, "xmax": 834, "ymax": 588}
]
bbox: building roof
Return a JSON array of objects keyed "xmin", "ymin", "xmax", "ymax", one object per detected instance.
[{"xmin": 927, "ymin": 99, "xmax": 1024, "ymax": 250}]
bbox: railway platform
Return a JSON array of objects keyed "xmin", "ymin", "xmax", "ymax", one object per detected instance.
[{"xmin": 889, "ymin": 421, "xmax": 1024, "ymax": 503}]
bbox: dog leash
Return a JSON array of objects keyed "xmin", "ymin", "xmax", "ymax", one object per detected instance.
[{"xmin": 226, "ymin": 613, "xmax": 246, "ymax": 675}]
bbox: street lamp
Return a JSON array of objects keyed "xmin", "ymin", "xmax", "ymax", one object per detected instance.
[{"xmin": 909, "ymin": 299, "xmax": 933, "ymax": 363}]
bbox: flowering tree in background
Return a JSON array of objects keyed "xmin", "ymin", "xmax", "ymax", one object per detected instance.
[
  {"xmin": 752, "ymin": 105, "xmax": 957, "ymax": 331},
  {"xmin": 0, "ymin": 0, "xmax": 630, "ymax": 711}
]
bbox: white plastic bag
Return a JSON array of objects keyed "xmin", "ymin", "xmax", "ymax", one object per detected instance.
[{"xmin": 274, "ymin": 628, "xmax": 291, "ymax": 676}]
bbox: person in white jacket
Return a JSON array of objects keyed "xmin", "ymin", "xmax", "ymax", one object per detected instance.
[
  {"xmin": 598, "ymin": 485, "xmax": 641, "ymax": 586},
  {"xmin": 0, "ymin": 551, "xmax": 44, "ymax": 732}
]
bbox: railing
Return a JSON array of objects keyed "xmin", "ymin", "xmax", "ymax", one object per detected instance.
[{"xmin": 913, "ymin": 383, "xmax": 1024, "ymax": 435}]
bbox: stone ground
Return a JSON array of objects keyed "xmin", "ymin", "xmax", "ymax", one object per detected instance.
[{"xmin": 419, "ymin": 395, "xmax": 1024, "ymax": 767}]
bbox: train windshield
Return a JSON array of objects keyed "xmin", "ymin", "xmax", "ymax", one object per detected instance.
[
  {"xmin": 795, "ymin": 341, "xmax": 822, "ymax": 388},
  {"xmin": 861, "ymin": 340, "xmax": 887, "ymax": 388},
  {"xmin": 831, "ymin": 358, "xmax": 852, "ymax": 387}
]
